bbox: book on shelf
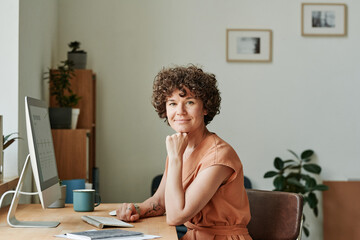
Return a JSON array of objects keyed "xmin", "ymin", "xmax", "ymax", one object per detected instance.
[{"xmin": 66, "ymin": 229, "xmax": 143, "ymax": 240}]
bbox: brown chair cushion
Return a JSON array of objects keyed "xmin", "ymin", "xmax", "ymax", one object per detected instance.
[{"xmin": 246, "ymin": 189, "xmax": 304, "ymax": 240}]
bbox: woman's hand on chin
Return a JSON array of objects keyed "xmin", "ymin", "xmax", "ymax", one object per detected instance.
[{"xmin": 166, "ymin": 132, "xmax": 188, "ymax": 161}]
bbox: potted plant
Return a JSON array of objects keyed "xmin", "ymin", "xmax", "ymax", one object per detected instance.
[
  {"xmin": 1, "ymin": 133, "xmax": 22, "ymax": 179},
  {"xmin": 48, "ymin": 60, "xmax": 81, "ymax": 129},
  {"xmin": 3, "ymin": 133, "xmax": 22, "ymax": 151},
  {"xmin": 67, "ymin": 41, "xmax": 87, "ymax": 69},
  {"xmin": 264, "ymin": 149, "xmax": 329, "ymax": 238}
]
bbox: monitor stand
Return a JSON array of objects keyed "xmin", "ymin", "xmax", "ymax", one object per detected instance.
[{"xmin": 7, "ymin": 154, "xmax": 60, "ymax": 228}]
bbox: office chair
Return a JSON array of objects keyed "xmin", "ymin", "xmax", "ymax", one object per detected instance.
[
  {"xmin": 244, "ymin": 176, "xmax": 252, "ymax": 189},
  {"xmin": 151, "ymin": 174, "xmax": 163, "ymax": 196},
  {"xmin": 246, "ymin": 189, "xmax": 304, "ymax": 240}
]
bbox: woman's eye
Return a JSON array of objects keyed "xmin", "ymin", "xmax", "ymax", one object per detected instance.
[
  {"xmin": 168, "ymin": 102, "xmax": 176, "ymax": 106},
  {"xmin": 187, "ymin": 101, "xmax": 194, "ymax": 105}
]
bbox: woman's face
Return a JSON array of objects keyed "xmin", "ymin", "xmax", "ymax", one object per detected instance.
[{"xmin": 166, "ymin": 88, "xmax": 207, "ymax": 134}]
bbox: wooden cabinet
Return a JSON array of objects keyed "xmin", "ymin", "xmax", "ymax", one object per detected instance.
[
  {"xmin": 51, "ymin": 129, "xmax": 89, "ymax": 180},
  {"xmin": 323, "ymin": 181, "xmax": 360, "ymax": 240},
  {"xmin": 50, "ymin": 69, "xmax": 96, "ymax": 182}
]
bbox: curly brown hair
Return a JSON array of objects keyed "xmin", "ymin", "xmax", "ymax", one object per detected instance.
[{"xmin": 151, "ymin": 65, "xmax": 221, "ymax": 125}]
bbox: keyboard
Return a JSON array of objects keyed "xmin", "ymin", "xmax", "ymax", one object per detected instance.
[{"xmin": 81, "ymin": 215, "xmax": 134, "ymax": 228}]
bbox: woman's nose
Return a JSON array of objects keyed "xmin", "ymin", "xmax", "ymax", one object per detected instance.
[{"xmin": 176, "ymin": 103, "xmax": 186, "ymax": 114}]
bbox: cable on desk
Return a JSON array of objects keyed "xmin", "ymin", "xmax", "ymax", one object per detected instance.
[
  {"xmin": 0, "ymin": 154, "xmax": 40, "ymax": 208},
  {"xmin": 0, "ymin": 190, "xmax": 39, "ymax": 208}
]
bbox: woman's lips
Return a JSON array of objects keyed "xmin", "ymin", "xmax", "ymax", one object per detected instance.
[{"xmin": 175, "ymin": 119, "xmax": 190, "ymax": 123}]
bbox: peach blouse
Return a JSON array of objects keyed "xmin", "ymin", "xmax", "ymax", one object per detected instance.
[{"xmin": 165, "ymin": 133, "xmax": 252, "ymax": 240}]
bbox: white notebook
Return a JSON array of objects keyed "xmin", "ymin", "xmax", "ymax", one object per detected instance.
[
  {"xmin": 66, "ymin": 229, "xmax": 142, "ymax": 240},
  {"xmin": 81, "ymin": 216, "xmax": 134, "ymax": 229}
]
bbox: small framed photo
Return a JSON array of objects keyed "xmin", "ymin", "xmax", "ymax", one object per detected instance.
[
  {"xmin": 226, "ymin": 29, "xmax": 272, "ymax": 62},
  {"xmin": 302, "ymin": 3, "xmax": 347, "ymax": 36}
]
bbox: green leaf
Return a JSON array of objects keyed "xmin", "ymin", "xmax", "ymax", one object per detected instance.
[
  {"xmin": 288, "ymin": 149, "xmax": 300, "ymax": 160},
  {"xmin": 3, "ymin": 132, "xmax": 22, "ymax": 150},
  {"xmin": 301, "ymin": 174, "xmax": 311, "ymax": 180},
  {"xmin": 264, "ymin": 171, "xmax": 278, "ymax": 178},
  {"xmin": 274, "ymin": 176, "xmax": 285, "ymax": 190},
  {"xmin": 284, "ymin": 159, "xmax": 295, "ymax": 164},
  {"xmin": 303, "ymin": 164, "xmax": 321, "ymax": 174},
  {"xmin": 287, "ymin": 172, "xmax": 301, "ymax": 178},
  {"xmin": 303, "ymin": 226, "xmax": 310, "ymax": 237},
  {"xmin": 301, "ymin": 150, "xmax": 314, "ymax": 159},
  {"xmin": 274, "ymin": 157, "xmax": 284, "ymax": 170},
  {"xmin": 306, "ymin": 178, "xmax": 317, "ymax": 188},
  {"xmin": 307, "ymin": 192, "xmax": 318, "ymax": 209},
  {"xmin": 287, "ymin": 178, "xmax": 305, "ymax": 188},
  {"xmin": 3, "ymin": 132, "xmax": 19, "ymax": 142},
  {"xmin": 3, "ymin": 139, "xmax": 15, "ymax": 149},
  {"xmin": 313, "ymin": 206, "xmax": 319, "ymax": 217},
  {"xmin": 313, "ymin": 184, "xmax": 329, "ymax": 191}
]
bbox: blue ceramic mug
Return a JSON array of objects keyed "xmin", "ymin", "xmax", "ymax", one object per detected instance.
[{"xmin": 73, "ymin": 189, "xmax": 101, "ymax": 212}]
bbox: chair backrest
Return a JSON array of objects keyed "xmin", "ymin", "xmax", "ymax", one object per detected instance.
[
  {"xmin": 244, "ymin": 176, "xmax": 252, "ymax": 189},
  {"xmin": 246, "ymin": 189, "xmax": 303, "ymax": 240},
  {"xmin": 151, "ymin": 174, "xmax": 163, "ymax": 196}
]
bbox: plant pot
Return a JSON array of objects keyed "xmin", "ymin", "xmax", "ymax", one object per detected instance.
[
  {"xmin": 48, "ymin": 185, "xmax": 67, "ymax": 208},
  {"xmin": 49, "ymin": 107, "xmax": 72, "ymax": 129},
  {"xmin": 71, "ymin": 108, "xmax": 80, "ymax": 129},
  {"xmin": 67, "ymin": 52, "xmax": 87, "ymax": 69}
]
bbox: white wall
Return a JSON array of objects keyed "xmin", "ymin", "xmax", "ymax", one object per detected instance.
[
  {"xmin": 17, "ymin": 0, "xmax": 58, "ymax": 202},
  {"xmin": 0, "ymin": 0, "xmax": 58, "ymax": 204},
  {"xmin": 0, "ymin": 0, "xmax": 58, "ymax": 206},
  {"xmin": 0, "ymin": 0, "xmax": 19, "ymax": 179},
  {"xmin": 57, "ymin": 1, "xmax": 360, "ymax": 239}
]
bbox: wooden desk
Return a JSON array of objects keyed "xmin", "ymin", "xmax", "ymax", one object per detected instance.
[{"xmin": 0, "ymin": 204, "xmax": 177, "ymax": 240}]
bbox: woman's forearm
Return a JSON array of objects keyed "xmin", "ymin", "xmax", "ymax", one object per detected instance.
[
  {"xmin": 138, "ymin": 195, "xmax": 166, "ymax": 218},
  {"xmin": 165, "ymin": 158, "xmax": 186, "ymax": 225}
]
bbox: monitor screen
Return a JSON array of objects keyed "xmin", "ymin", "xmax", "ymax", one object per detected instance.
[{"xmin": 25, "ymin": 96, "xmax": 60, "ymax": 208}]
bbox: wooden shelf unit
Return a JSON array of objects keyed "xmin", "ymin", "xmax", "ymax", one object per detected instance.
[
  {"xmin": 51, "ymin": 129, "xmax": 90, "ymax": 180},
  {"xmin": 50, "ymin": 69, "xmax": 96, "ymax": 182}
]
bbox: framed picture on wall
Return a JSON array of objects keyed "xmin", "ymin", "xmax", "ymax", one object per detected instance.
[
  {"xmin": 226, "ymin": 29, "xmax": 272, "ymax": 62},
  {"xmin": 301, "ymin": 3, "xmax": 347, "ymax": 36}
]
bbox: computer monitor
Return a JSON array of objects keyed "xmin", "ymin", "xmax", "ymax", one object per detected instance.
[{"xmin": 7, "ymin": 96, "xmax": 61, "ymax": 227}]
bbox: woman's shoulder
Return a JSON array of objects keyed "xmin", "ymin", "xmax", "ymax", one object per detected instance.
[
  {"xmin": 206, "ymin": 133, "xmax": 236, "ymax": 151},
  {"xmin": 201, "ymin": 133, "xmax": 241, "ymax": 164}
]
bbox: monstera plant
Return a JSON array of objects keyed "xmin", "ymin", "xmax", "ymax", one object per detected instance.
[{"xmin": 264, "ymin": 149, "xmax": 329, "ymax": 237}]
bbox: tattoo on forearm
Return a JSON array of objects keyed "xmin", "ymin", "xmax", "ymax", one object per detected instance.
[{"xmin": 144, "ymin": 202, "xmax": 165, "ymax": 217}]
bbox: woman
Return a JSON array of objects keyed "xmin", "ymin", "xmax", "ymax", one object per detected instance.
[{"xmin": 116, "ymin": 65, "xmax": 252, "ymax": 240}]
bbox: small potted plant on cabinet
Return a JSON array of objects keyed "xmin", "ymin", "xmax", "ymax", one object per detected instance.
[
  {"xmin": 48, "ymin": 60, "xmax": 81, "ymax": 129},
  {"xmin": 67, "ymin": 41, "xmax": 87, "ymax": 69}
]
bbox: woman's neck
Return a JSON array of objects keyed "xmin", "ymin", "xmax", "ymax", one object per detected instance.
[{"xmin": 186, "ymin": 126, "xmax": 210, "ymax": 150}]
